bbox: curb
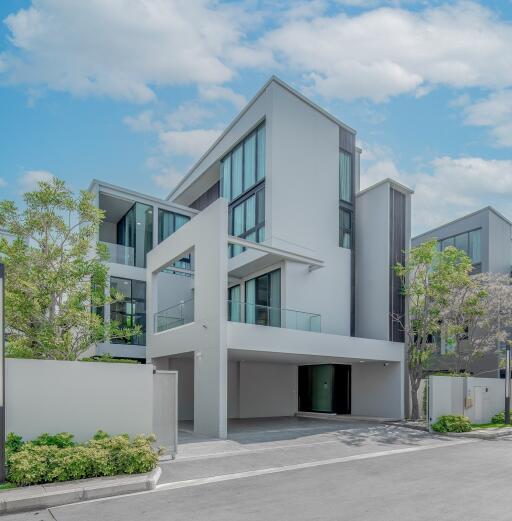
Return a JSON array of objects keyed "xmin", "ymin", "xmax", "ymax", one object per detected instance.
[
  {"xmin": 0, "ymin": 467, "xmax": 162, "ymax": 514},
  {"xmin": 438, "ymin": 427, "xmax": 512, "ymax": 440}
]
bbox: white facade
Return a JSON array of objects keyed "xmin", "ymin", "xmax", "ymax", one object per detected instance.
[{"xmin": 138, "ymin": 77, "xmax": 412, "ymax": 438}]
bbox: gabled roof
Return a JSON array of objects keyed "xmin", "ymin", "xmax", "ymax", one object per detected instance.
[
  {"xmin": 412, "ymin": 206, "xmax": 512, "ymax": 241},
  {"xmin": 166, "ymin": 75, "xmax": 356, "ymax": 201}
]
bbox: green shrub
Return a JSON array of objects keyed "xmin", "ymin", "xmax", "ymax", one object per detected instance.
[
  {"xmin": 490, "ymin": 411, "xmax": 512, "ymax": 424},
  {"xmin": 7, "ymin": 432, "xmax": 159, "ymax": 486},
  {"xmin": 32, "ymin": 432, "xmax": 75, "ymax": 449},
  {"xmin": 80, "ymin": 354, "xmax": 139, "ymax": 364},
  {"xmin": 431, "ymin": 415, "xmax": 472, "ymax": 433},
  {"xmin": 6, "ymin": 433, "xmax": 24, "ymax": 460}
]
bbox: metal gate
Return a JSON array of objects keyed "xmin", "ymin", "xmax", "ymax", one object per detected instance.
[{"xmin": 153, "ymin": 370, "xmax": 178, "ymax": 459}]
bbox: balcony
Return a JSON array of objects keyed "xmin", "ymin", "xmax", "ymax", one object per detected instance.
[
  {"xmin": 154, "ymin": 298, "xmax": 194, "ymax": 333},
  {"xmin": 228, "ymin": 301, "xmax": 321, "ymax": 333},
  {"xmin": 101, "ymin": 241, "xmax": 135, "ymax": 266}
]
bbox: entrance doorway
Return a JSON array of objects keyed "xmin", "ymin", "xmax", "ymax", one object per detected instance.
[{"xmin": 298, "ymin": 364, "xmax": 351, "ymax": 414}]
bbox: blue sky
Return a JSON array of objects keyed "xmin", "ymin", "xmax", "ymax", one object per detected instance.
[{"xmin": 1, "ymin": 0, "xmax": 512, "ymax": 234}]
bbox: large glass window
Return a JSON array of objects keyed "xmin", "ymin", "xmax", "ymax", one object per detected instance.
[
  {"xmin": 339, "ymin": 148, "xmax": 354, "ymax": 250},
  {"xmin": 110, "ymin": 277, "xmax": 146, "ymax": 346},
  {"xmin": 229, "ymin": 186, "xmax": 265, "ymax": 257},
  {"xmin": 245, "ymin": 269, "xmax": 281, "ymax": 327},
  {"xmin": 117, "ymin": 203, "xmax": 153, "ymax": 268},
  {"xmin": 439, "ymin": 228, "xmax": 481, "ymax": 269},
  {"xmin": 339, "ymin": 208, "xmax": 352, "ymax": 249},
  {"xmin": 339, "ymin": 150, "xmax": 352, "ymax": 203},
  {"xmin": 228, "ymin": 285, "xmax": 241, "ymax": 322},
  {"xmin": 220, "ymin": 122, "xmax": 265, "ymax": 201},
  {"xmin": 158, "ymin": 209, "xmax": 190, "ymax": 243}
]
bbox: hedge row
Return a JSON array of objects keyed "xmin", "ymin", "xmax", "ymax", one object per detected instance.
[{"xmin": 6, "ymin": 430, "xmax": 159, "ymax": 487}]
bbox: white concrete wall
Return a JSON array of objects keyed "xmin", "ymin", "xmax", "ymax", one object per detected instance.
[
  {"xmin": 355, "ymin": 182, "xmax": 390, "ymax": 341},
  {"xmin": 228, "ymin": 361, "xmax": 298, "ymax": 418},
  {"xmin": 488, "ymin": 211, "xmax": 512, "ymax": 274},
  {"xmin": 351, "ymin": 361, "xmax": 404, "ymax": 419},
  {"xmin": 147, "ymin": 200, "xmax": 229, "ymax": 437},
  {"xmin": 429, "ymin": 376, "xmax": 504, "ymax": 425},
  {"xmin": 268, "ymin": 82, "xmax": 352, "ymax": 336},
  {"xmin": 6, "ymin": 359, "xmax": 154, "ymax": 442}
]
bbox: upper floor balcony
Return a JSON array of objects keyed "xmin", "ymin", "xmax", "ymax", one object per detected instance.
[{"xmin": 153, "ymin": 296, "xmax": 321, "ymax": 334}]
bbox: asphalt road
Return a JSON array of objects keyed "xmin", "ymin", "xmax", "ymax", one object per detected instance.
[{"xmin": 6, "ymin": 421, "xmax": 511, "ymax": 521}]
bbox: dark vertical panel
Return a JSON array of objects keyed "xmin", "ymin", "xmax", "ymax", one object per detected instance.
[
  {"xmin": 389, "ymin": 188, "xmax": 406, "ymax": 342},
  {"xmin": 189, "ymin": 181, "xmax": 220, "ymax": 211},
  {"xmin": 339, "ymin": 128, "xmax": 357, "ymax": 337}
]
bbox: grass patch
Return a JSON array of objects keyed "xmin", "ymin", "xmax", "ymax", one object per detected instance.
[
  {"xmin": 471, "ymin": 423, "xmax": 512, "ymax": 430},
  {"xmin": 0, "ymin": 482, "xmax": 17, "ymax": 491}
]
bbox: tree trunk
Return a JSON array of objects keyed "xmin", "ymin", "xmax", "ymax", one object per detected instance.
[{"xmin": 410, "ymin": 376, "xmax": 421, "ymax": 420}]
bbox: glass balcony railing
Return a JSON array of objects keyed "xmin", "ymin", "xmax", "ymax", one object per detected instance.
[
  {"xmin": 154, "ymin": 298, "xmax": 194, "ymax": 333},
  {"xmin": 227, "ymin": 301, "xmax": 321, "ymax": 333},
  {"xmin": 101, "ymin": 241, "xmax": 135, "ymax": 266}
]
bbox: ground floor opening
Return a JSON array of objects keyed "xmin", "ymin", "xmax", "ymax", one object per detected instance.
[{"xmin": 153, "ymin": 349, "xmax": 403, "ymax": 438}]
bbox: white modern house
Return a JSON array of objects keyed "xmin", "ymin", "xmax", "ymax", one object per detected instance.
[{"xmin": 90, "ymin": 77, "xmax": 412, "ymax": 438}]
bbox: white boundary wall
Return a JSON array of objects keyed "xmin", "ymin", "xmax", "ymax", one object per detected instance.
[
  {"xmin": 5, "ymin": 359, "xmax": 172, "ymax": 444},
  {"xmin": 429, "ymin": 375, "xmax": 504, "ymax": 426}
]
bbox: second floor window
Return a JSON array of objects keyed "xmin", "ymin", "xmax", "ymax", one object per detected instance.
[
  {"xmin": 438, "ymin": 228, "xmax": 481, "ymax": 271},
  {"xmin": 117, "ymin": 202, "xmax": 153, "ymax": 268},
  {"xmin": 230, "ymin": 186, "xmax": 265, "ymax": 257},
  {"xmin": 158, "ymin": 209, "xmax": 190, "ymax": 243}
]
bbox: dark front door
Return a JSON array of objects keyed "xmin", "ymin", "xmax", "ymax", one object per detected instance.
[{"xmin": 298, "ymin": 364, "xmax": 351, "ymax": 414}]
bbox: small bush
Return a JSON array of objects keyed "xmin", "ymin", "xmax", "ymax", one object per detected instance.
[
  {"xmin": 7, "ymin": 431, "xmax": 159, "ymax": 487},
  {"xmin": 431, "ymin": 415, "xmax": 472, "ymax": 433},
  {"xmin": 32, "ymin": 432, "xmax": 75, "ymax": 449},
  {"xmin": 6, "ymin": 433, "xmax": 24, "ymax": 460},
  {"xmin": 490, "ymin": 411, "xmax": 512, "ymax": 424},
  {"xmin": 80, "ymin": 354, "xmax": 139, "ymax": 364}
]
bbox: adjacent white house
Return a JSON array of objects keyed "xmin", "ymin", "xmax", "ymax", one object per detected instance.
[{"xmin": 90, "ymin": 77, "xmax": 412, "ymax": 438}]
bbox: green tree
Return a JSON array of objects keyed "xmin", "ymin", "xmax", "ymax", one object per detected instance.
[
  {"xmin": 0, "ymin": 178, "xmax": 139, "ymax": 360},
  {"xmin": 393, "ymin": 239, "xmax": 473, "ymax": 419}
]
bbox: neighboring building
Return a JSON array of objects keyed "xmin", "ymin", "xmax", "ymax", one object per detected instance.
[
  {"xmin": 133, "ymin": 76, "xmax": 413, "ymax": 438},
  {"xmin": 88, "ymin": 180, "xmax": 197, "ymax": 360},
  {"xmin": 412, "ymin": 206, "xmax": 512, "ymax": 377}
]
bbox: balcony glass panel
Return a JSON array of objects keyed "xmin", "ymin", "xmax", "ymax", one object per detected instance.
[
  {"xmin": 154, "ymin": 298, "xmax": 194, "ymax": 333},
  {"xmin": 227, "ymin": 301, "xmax": 321, "ymax": 333},
  {"xmin": 101, "ymin": 241, "xmax": 135, "ymax": 266}
]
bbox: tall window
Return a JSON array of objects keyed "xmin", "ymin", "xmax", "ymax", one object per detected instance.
[
  {"xmin": 229, "ymin": 187, "xmax": 265, "ymax": 257},
  {"xmin": 339, "ymin": 149, "xmax": 354, "ymax": 249},
  {"xmin": 158, "ymin": 209, "xmax": 190, "ymax": 243},
  {"xmin": 220, "ymin": 123, "xmax": 265, "ymax": 201},
  {"xmin": 220, "ymin": 122, "xmax": 266, "ymax": 257},
  {"xmin": 439, "ymin": 228, "xmax": 481, "ymax": 271},
  {"xmin": 228, "ymin": 285, "xmax": 241, "ymax": 322},
  {"xmin": 117, "ymin": 203, "xmax": 153, "ymax": 268},
  {"xmin": 110, "ymin": 277, "xmax": 146, "ymax": 346},
  {"xmin": 339, "ymin": 150, "xmax": 352, "ymax": 203},
  {"xmin": 339, "ymin": 208, "xmax": 352, "ymax": 249},
  {"xmin": 245, "ymin": 269, "xmax": 281, "ymax": 327}
]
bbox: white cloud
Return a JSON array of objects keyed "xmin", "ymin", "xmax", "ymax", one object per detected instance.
[
  {"xmin": 0, "ymin": 178, "xmax": 7, "ymax": 188},
  {"xmin": 262, "ymin": 2, "xmax": 512, "ymax": 102},
  {"xmin": 158, "ymin": 129, "xmax": 221, "ymax": 158},
  {"xmin": 464, "ymin": 90, "xmax": 512, "ymax": 147},
  {"xmin": 2, "ymin": 0, "xmax": 247, "ymax": 102},
  {"xmin": 152, "ymin": 167, "xmax": 185, "ymax": 190},
  {"xmin": 198, "ymin": 85, "xmax": 247, "ymax": 110},
  {"xmin": 123, "ymin": 110, "xmax": 157, "ymax": 133},
  {"xmin": 360, "ymin": 148, "xmax": 512, "ymax": 234},
  {"xmin": 19, "ymin": 170, "xmax": 55, "ymax": 191}
]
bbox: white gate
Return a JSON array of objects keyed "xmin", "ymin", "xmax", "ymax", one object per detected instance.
[{"xmin": 153, "ymin": 370, "xmax": 178, "ymax": 459}]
